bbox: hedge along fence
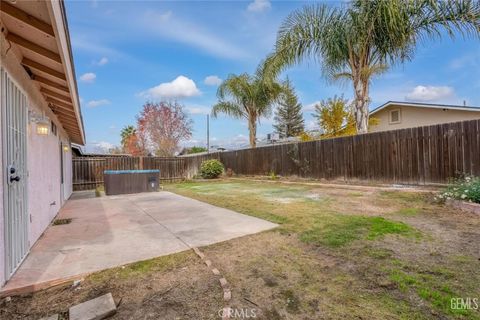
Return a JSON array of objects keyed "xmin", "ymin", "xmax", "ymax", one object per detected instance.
[{"xmin": 73, "ymin": 119, "xmax": 480, "ymax": 190}]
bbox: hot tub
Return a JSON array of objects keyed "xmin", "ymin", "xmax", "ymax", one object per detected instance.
[{"xmin": 103, "ymin": 170, "xmax": 160, "ymax": 195}]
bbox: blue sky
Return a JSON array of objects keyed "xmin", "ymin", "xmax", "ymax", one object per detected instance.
[{"xmin": 66, "ymin": 0, "xmax": 480, "ymax": 152}]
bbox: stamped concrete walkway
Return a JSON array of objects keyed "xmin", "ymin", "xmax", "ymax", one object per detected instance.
[{"xmin": 1, "ymin": 191, "xmax": 277, "ymax": 295}]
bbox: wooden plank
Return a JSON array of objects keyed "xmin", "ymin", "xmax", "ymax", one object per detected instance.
[
  {"xmin": 5, "ymin": 32, "xmax": 61, "ymax": 63},
  {"xmin": 50, "ymin": 107, "xmax": 76, "ymax": 119},
  {"xmin": 22, "ymin": 58, "xmax": 66, "ymax": 80},
  {"xmin": 40, "ymin": 87, "xmax": 71, "ymax": 103},
  {"xmin": 0, "ymin": 2, "xmax": 55, "ymax": 37},
  {"xmin": 46, "ymin": 97, "xmax": 74, "ymax": 111},
  {"xmin": 56, "ymin": 115, "xmax": 79, "ymax": 126},
  {"xmin": 34, "ymin": 76, "xmax": 69, "ymax": 93}
]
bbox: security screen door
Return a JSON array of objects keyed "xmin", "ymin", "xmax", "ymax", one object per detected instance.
[{"xmin": 1, "ymin": 68, "xmax": 29, "ymax": 280}]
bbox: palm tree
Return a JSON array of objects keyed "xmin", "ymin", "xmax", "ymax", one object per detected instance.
[
  {"xmin": 120, "ymin": 125, "xmax": 136, "ymax": 148},
  {"xmin": 212, "ymin": 73, "xmax": 284, "ymax": 148},
  {"xmin": 263, "ymin": 0, "xmax": 480, "ymax": 133}
]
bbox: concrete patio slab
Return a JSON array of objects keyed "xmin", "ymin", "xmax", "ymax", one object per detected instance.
[{"xmin": 0, "ymin": 191, "xmax": 277, "ymax": 296}]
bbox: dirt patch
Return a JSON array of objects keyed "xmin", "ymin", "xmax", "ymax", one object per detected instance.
[{"xmin": 0, "ymin": 251, "xmax": 223, "ymax": 320}]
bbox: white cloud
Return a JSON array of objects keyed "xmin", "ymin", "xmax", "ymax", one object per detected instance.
[
  {"xmin": 79, "ymin": 72, "xmax": 96, "ymax": 83},
  {"xmin": 204, "ymin": 75, "xmax": 222, "ymax": 86},
  {"xmin": 305, "ymin": 120, "xmax": 319, "ymax": 131},
  {"xmin": 247, "ymin": 0, "xmax": 271, "ymax": 12},
  {"xmin": 96, "ymin": 57, "xmax": 109, "ymax": 66},
  {"xmin": 449, "ymin": 51, "xmax": 480, "ymax": 70},
  {"xmin": 87, "ymin": 141, "xmax": 115, "ymax": 154},
  {"xmin": 304, "ymin": 101, "xmax": 321, "ymax": 111},
  {"xmin": 87, "ymin": 99, "xmax": 110, "ymax": 108},
  {"xmin": 405, "ymin": 85, "xmax": 455, "ymax": 102},
  {"xmin": 142, "ymin": 10, "xmax": 249, "ymax": 60},
  {"xmin": 72, "ymin": 36, "xmax": 124, "ymax": 58},
  {"xmin": 140, "ymin": 76, "xmax": 201, "ymax": 99},
  {"xmin": 186, "ymin": 105, "xmax": 211, "ymax": 115}
]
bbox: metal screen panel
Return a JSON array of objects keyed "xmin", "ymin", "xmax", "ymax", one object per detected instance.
[{"xmin": 1, "ymin": 68, "xmax": 29, "ymax": 280}]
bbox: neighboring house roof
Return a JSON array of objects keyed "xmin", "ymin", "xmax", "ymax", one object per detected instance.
[
  {"xmin": 370, "ymin": 101, "xmax": 480, "ymax": 116},
  {"xmin": 0, "ymin": 0, "xmax": 85, "ymax": 145}
]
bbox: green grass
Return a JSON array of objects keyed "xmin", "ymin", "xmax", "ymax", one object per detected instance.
[
  {"xmin": 166, "ymin": 180, "xmax": 479, "ymax": 319},
  {"xmin": 300, "ymin": 215, "xmax": 417, "ymax": 247},
  {"xmin": 388, "ymin": 267, "xmax": 479, "ymax": 319}
]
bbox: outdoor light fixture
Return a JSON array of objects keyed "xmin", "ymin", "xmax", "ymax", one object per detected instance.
[
  {"xmin": 29, "ymin": 110, "xmax": 50, "ymax": 136},
  {"xmin": 36, "ymin": 120, "xmax": 50, "ymax": 136},
  {"xmin": 63, "ymin": 145, "xmax": 69, "ymax": 152}
]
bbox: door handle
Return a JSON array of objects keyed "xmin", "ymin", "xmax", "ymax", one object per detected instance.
[{"xmin": 10, "ymin": 176, "xmax": 20, "ymax": 183}]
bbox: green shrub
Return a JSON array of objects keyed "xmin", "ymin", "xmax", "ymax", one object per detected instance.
[
  {"xmin": 436, "ymin": 175, "xmax": 480, "ymax": 203},
  {"xmin": 200, "ymin": 159, "xmax": 224, "ymax": 179}
]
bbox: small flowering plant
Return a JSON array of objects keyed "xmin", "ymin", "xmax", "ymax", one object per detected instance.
[{"xmin": 435, "ymin": 175, "xmax": 480, "ymax": 204}]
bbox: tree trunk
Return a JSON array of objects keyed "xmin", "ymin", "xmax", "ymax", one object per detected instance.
[
  {"xmin": 248, "ymin": 118, "xmax": 257, "ymax": 148},
  {"xmin": 353, "ymin": 78, "xmax": 369, "ymax": 134}
]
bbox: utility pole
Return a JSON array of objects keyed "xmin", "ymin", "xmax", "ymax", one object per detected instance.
[{"xmin": 206, "ymin": 114, "xmax": 210, "ymax": 153}]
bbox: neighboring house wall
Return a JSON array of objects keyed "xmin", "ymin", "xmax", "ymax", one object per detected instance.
[
  {"xmin": 0, "ymin": 33, "xmax": 73, "ymax": 286},
  {"xmin": 369, "ymin": 105, "xmax": 480, "ymax": 132}
]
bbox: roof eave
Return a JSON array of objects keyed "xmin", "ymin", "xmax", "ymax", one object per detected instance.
[{"xmin": 45, "ymin": 0, "xmax": 85, "ymax": 145}]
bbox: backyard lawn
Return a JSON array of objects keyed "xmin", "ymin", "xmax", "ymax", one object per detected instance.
[{"xmin": 2, "ymin": 179, "xmax": 479, "ymax": 319}]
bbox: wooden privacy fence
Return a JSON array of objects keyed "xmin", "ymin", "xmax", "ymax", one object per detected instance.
[
  {"xmin": 73, "ymin": 157, "xmax": 187, "ymax": 190},
  {"xmin": 73, "ymin": 119, "xmax": 480, "ymax": 190},
  {"xmin": 214, "ymin": 119, "xmax": 480, "ymax": 185}
]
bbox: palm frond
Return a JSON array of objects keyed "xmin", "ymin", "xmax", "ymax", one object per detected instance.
[
  {"xmin": 211, "ymin": 101, "xmax": 246, "ymax": 119},
  {"xmin": 262, "ymin": 4, "xmax": 348, "ymax": 80}
]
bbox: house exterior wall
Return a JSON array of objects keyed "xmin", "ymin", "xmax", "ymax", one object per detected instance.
[
  {"xmin": 0, "ymin": 69, "xmax": 3, "ymax": 288},
  {"xmin": 369, "ymin": 104, "xmax": 480, "ymax": 133},
  {"xmin": 0, "ymin": 33, "xmax": 73, "ymax": 287}
]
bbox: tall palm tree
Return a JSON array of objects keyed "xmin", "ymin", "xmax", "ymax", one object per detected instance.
[
  {"xmin": 212, "ymin": 73, "xmax": 284, "ymax": 148},
  {"xmin": 120, "ymin": 125, "xmax": 136, "ymax": 148},
  {"xmin": 263, "ymin": 0, "xmax": 480, "ymax": 133}
]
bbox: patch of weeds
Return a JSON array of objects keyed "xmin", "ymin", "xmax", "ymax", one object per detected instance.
[
  {"xmin": 52, "ymin": 218, "xmax": 72, "ymax": 226},
  {"xmin": 348, "ymin": 192, "xmax": 364, "ymax": 197},
  {"xmin": 380, "ymin": 191, "xmax": 425, "ymax": 204},
  {"xmin": 269, "ymin": 171, "xmax": 279, "ymax": 180},
  {"xmin": 95, "ymin": 185, "xmax": 104, "ymax": 197},
  {"xmin": 451, "ymin": 255, "xmax": 475, "ymax": 264},
  {"xmin": 263, "ymin": 307, "xmax": 282, "ymax": 320},
  {"xmin": 395, "ymin": 207, "xmax": 420, "ymax": 216},
  {"xmin": 388, "ymin": 267, "xmax": 477, "ymax": 318},
  {"xmin": 300, "ymin": 215, "xmax": 418, "ymax": 248},
  {"xmin": 281, "ymin": 289, "xmax": 300, "ymax": 313},
  {"xmin": 389, "ymin": 269, "xmax": 417, "ymax": 291},
  {"xmin": 262, "ymin": 275, "xmax": 278, "ymax": 287},
  {"xmin": 366, "ymin": 247, "xmax": 393, "ymax": 260},
  {"xmin": 88, "ymin": 251, "xmax": 192, "ymax": 282}
]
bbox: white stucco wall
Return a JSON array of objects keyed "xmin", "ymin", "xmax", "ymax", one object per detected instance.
[
  {"xmin": 0, "ymin": 68, "xmax": 4, "ymax": 287},
  {"xmin": 1, "ymin": 33, "xmax": 73, "ymax": 286}
]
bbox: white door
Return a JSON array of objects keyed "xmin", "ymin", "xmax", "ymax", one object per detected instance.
[{"xmin": 1, "ymin": 68, "xmax": 29, "ymax": 280}]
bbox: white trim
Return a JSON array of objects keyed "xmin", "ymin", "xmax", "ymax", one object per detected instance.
[
  {"xmin": 45, "ymin": 1, "xmax": 85, "ymax": 145},
  {"xmin": 370, "ymin": 101, "xmax": 480, "ymax": 116}
]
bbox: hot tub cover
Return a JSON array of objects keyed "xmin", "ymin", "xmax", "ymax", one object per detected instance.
[{"xmin": 104, "ymin": 170, "xmax": 160, "ymax": 174}]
